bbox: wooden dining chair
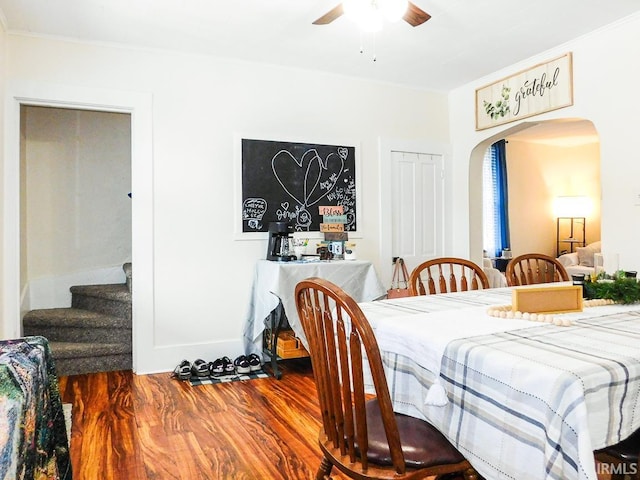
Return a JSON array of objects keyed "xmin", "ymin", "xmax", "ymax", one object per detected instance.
[
  {"xmin": 505, "ymin": 253, "xmax": 570, "ymax": 286},
  {"xmin": 294, "ymin": 277, "xmax": 480, "ymax": 480},
  {"xmin": 594, "ymin": 430, "xmax": 640, "ymax": 480},
  {"xmin": 408, "ymin": 257, "xmax": 490, "ymax": 296}
]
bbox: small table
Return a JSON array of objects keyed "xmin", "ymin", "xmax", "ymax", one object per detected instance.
[{"xmin": 243, "ymin": 259, "xmax": 385, "ymax": 378}]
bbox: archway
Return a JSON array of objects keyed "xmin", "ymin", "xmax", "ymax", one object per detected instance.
[{"xmin": 469, "ymin": 118, "xmax": 601, "ymax": 266}]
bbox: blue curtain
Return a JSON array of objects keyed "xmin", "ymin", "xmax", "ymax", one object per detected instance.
[{"xmin": 492, "ymin": 140, "xmax": 510, "ymax": 255}]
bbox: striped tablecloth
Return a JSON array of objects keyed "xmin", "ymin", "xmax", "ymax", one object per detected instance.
[{"xmin": 357, "ymin": 286, "xmax": 640, "ymax": 480}]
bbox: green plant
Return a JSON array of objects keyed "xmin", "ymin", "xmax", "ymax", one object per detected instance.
[
  {"xmin": 483, "ymin": 85, "xmax": 511, "ymax": 120},
  {"xmin": 583, "ymin": 271, "xmax": 640, "ymax": 304}
]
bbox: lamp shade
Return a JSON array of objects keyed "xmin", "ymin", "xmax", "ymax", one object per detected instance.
[{"xmin": 553, "ymin": 196, "xmax": 592, "ymax": 218}]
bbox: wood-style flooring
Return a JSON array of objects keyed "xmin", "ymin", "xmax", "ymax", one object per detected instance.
[
  {"xmin": 58, "ymin": 360, "xmax": 613, "ymax": 480},
  {"xmin": 58, "ymin": 359, "xmax": 348, "ymax": 480}
]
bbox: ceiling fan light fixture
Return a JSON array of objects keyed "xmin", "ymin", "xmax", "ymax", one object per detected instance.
[
  {"xmin": 359, "ymin": 11, "xmax": 384, "ymax": 32},
  {"xmin": 344, "ymin": 0, "xmax": 384, "ymax": 32},
  {"xmin": 380, "ymin": 0, "xmax": 409, "ymax": 22},
  {"xmin": 343, "ymin": 0, "xmax": 367, "ymax": 20},
  {"xmin": 312, "ymin": 1, "xmax": 430, "ymax": 28}
]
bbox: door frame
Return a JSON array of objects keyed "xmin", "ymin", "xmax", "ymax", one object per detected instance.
[
  {"xmin": 3, "ymin": 81, "xmax": 153, "ymax": 373},
  {"xmin": 378, "ymin": 138, "xmax": 452, "ymax": 286}
]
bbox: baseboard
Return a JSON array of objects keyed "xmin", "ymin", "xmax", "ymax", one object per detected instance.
[{"xmin": 135, "ymin": 338, "xmax": 244, "ymax": 375}]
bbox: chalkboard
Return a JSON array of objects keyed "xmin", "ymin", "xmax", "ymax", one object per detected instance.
[{"xmin": 241, "ymin": 138, "xmax": 357, "ymax": 233}]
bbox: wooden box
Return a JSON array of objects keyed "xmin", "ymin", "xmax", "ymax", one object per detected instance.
[
  {"xmin": 512, "ymin": 285, "xmax": 583, "ymax": 314},
  {"xmin": 275, "ymin": 330, "xmax": 309, "ymax": 359}
]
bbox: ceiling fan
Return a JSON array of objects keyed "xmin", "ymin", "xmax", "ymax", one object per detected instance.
[{"xmin": 313, "ymin": 1, "xmax": 431, "ymax": 27}]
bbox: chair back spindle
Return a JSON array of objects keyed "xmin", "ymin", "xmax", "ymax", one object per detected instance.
[
  {"xmin": 409, "ymin": 258, "xmax": 489, "ymax": 296},
  {"xmin": 506, "ymin": 253, "xmax": 569, "ymax": 286}
]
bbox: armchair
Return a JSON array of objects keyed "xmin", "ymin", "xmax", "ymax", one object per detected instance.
[{"xmin": 557, "ymin": 241, "xmax": 603, "ymax": 277}]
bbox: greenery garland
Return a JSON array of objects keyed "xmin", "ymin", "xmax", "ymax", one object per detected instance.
[{"xmin": 583, "ymin": 271, "xmax": 640, "ymax": 304}]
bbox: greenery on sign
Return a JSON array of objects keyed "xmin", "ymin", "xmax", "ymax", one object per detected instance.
[
  {"xmin": 483, "ymin": 85, "xmax": 511, "ymax": 120},
  {"xmin": 583, "ymin": 271, "xmax": 640, "ymax": 304}
]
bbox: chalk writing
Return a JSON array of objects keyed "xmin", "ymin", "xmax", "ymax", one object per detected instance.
[
  {"xmin": 241, "ymin": 139, "xmax": 357, "ymax": 232},
  {"xmin": 242, "ymin": 197, "xmax": 267, "ymax": 230}
]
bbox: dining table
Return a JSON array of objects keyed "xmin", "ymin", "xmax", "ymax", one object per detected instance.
[{"xmin": 354, "ymin": 284, "xmax": 640, "ymax": 480}]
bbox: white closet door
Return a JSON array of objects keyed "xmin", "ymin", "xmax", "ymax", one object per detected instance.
[{"xmin": 391, "ymin": 151, "xmax": 444, "ymax": 274}]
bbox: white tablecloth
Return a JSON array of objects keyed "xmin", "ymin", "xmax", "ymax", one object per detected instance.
[
  {"xmin": 242, "ymin": 259, "xmax": 385, "ymax": 355},
  {"xmin": 357, "ymin": 287, "xmax": 640, "ymax": 480}
]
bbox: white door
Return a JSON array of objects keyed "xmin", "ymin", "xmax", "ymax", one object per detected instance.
[{"xmin": 389, "ymin": 150, "xmax": 445, "ymax": 276}]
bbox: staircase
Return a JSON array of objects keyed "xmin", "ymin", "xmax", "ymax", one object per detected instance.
[{"xmin": 23, "ymin": 263, "xmax": 133, "ymax": 376}]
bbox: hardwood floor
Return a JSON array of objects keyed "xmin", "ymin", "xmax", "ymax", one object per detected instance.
[
  {"xmin": 58, "ymin": 360, "xmax": 614, "ymax": 480},
  {"xmin": 58, "ymin": 359, "xmax": 348, "ymax": 480}
]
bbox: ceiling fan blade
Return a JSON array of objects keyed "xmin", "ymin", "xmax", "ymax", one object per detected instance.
[
  {"xmin": 313, "ymin": 4, "xmax": 345, "ymax": 25},
  {"xmin": 403, "ymin": 2, "xmax": 431, "ymax": 26}
]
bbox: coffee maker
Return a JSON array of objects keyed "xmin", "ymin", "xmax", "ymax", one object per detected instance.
[{"xmin": 266, "ymin": 221, "xmax": 297, "ymax": 262}]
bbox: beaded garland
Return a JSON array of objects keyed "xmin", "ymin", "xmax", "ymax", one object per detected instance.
[{"xmin": 486, "ymin": 298, "xmax": 616, "ymax": 327}]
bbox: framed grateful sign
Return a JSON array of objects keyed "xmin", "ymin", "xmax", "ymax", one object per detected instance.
[{"xmin": 475, "ymin": 53, "xmax": 573, "ymax": 131}]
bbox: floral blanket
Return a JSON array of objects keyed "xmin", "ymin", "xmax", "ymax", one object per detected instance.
[{"xmin": 0, "ymin": 336, "xmax": 71, "ymax": 480}]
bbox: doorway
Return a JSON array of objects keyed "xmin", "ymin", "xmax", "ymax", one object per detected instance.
[
  {"xmin": 379, "ymin": 139, "xmax": 450, "ymax": 285},
  {"xmin": 3, "ymin": 83, "xmax": 154, "ymax": 373},
  {"xmin": 390, "ymin": 150, "xmax": 444, "ymax": 272},
  {"xmin": 20, "ymin": 106, "xmax": 132, "ymax": 315}
]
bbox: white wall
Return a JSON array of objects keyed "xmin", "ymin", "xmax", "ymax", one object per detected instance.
[
  {"xmin": 22, "ymin": 106, "xmax": 131, "ymax": 310},
  {"xmin": 450, "ymin": 13, "xmax": 640, "ymax": 273},
  {"xmin": 506, "ymin": 139, "xmax": 601, "ymax": 258},
  {"xmin": 2, "ymin": 35, "xmax": 449, "ymax": 371}
]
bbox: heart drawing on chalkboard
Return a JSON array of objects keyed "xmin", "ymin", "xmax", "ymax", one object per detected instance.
[{"xmin": 271, "ymin": 148, "xmax": 344, "ymax": 209}]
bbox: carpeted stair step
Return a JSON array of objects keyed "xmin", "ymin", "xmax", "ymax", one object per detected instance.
[
  {"xmin": 123, "ymin": 262, "xmax": 132, "ymax": 292},
  {"xmin": 71, "ymin": 284, "xmax": 131, "ymax": 320},
  {"xmin": 48, "ymin": 341, "xmax": 132, "ymax": 376},
  {"xmin": 23, "ymin": 263, "xmax": 133, "ymax": 377},
  {"xmin": 23, "ymin": 308, "xmax": 131, "ymax": 344}
]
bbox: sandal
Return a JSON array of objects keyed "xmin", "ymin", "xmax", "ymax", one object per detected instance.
[
  {"xmin": 171, "ymin": 359, "xmax": 192, "ymax": 381},
  {"xmin": 222, "ymin": 356, "xmax": 235, "ymax": 375},
  {"xmin": 209, "ymin": 358, "xmax": 226, "ymax": 377},
  {"xmin": 234, "ymin": 355, "xmax": 251, "ymax": 374},
  {"xmin": 247, "ymin": 353, "xmax": 262, "ymax": 372},
  {"xmin": 191, "ymin": 358, "xmax": 209, "ymax": 377}
]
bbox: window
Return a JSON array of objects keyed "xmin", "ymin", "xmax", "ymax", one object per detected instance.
[{"xmin": 482, "ymin": 140, "xmax": 510, "ymax": 257}]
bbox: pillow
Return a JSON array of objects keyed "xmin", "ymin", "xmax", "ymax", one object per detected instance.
[
  {"xmin": 577, "ymin": 246, "xmax": 596, "ymax": 267},
  {"xmin": 558, "ymin": 252, "xmax": 579, "ymax": 267},
  {"xmin": 587, "ymin": 241, "xmax": 601, "ymax": 252}
]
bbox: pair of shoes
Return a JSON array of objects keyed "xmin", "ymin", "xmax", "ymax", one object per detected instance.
[
  {"xmin": 171, "ymin": 359, "xmax": 191, "ymax": 381},
  {"xmin": 191, "ymin": 359, "xmax": 209, "ymax": 377},
  {"xmin": 209, "ymin": 356, "xmax": 235, "ymax": 377},
  {"xmin": 233, "ymin": 354, "xmax": 263, "ymax": 375},
  {"xmin": 234, "ymin": 354, "xmax": 261, "ymax": 373}
]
